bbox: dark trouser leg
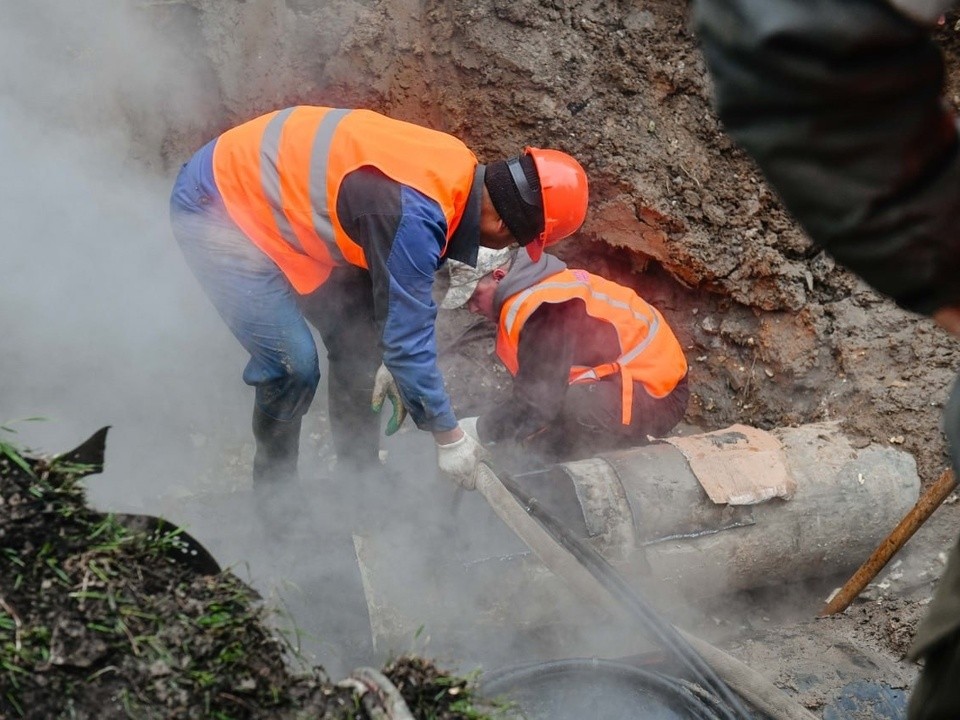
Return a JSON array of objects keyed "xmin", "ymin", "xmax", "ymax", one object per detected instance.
[
  {"xmin": 908, "ymin": 631, "xmax": 960, "ymax": 720},
  {"xmin": 326, "ymin": 363, "xmax": 381, "ymax": 473},
  {"xmin": 520, "ymin": 383, "xmax": 614, "ymax": 462},
  {"xmin": 528, "ymin": 376, "xmax": 690, "ymax": 462},
  {"xmin": 300, "ymin": 266, "xmax": 382, "ymax": 473},
  {"xmin": 625, "ymin": 374, "xmax": 690, "ymax": 439}
]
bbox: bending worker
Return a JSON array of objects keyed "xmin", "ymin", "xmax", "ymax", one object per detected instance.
[
  {"xmin": 443, "ymin": 248, "xmax": 689, "ymax": 461},
  {"xmin": 169, "ymin": 105, "xmax": 588, "ymax": 489}
]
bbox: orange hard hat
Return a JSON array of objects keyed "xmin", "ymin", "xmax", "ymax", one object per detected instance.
[{"xmin": 521, "ymin": 147, "xmax": 588, "ymax": 261}]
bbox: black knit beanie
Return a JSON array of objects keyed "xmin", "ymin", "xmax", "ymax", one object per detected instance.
[{"xmin": 484, "ymin": 154, "xmax": 544, "ymax": 245}]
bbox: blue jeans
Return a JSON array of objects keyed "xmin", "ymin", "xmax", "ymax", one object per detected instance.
[
  {"xmin": 170, "ymin": 202, "xmax": 321, "ymax": 423},
  {"xmin": 170, "ymin": 154, "xmax": 382, "ymax": 466},
  {"xmin": 169, "ymin": 138, "xmax": 329, "ymax": 427}
]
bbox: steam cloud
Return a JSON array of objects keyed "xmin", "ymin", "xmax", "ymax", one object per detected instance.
[
  {"xmin": 0, "ymin": 0, "xmax": 679, "ymax": 681},
  {"xmin": 0, "ymin": 0, "xmax": 238, "ymax": 507}
]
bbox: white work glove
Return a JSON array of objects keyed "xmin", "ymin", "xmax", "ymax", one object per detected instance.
[
  {"xmin": 371, "ymin": 364, "xmax": 408, "ymax": 436},
  {"xmin": 436, "ymin": 426, "xmax": 488, "ymax": 490}
]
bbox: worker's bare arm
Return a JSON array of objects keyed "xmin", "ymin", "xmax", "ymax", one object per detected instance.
[{"xmin": 433, "ymin": 426, "xmax": 465, "ymax": 445}]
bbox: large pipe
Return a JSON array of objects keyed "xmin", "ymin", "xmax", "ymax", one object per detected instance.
[
  {"xmin": 820, "ymin": 467, "xmax": 956, "ymax": 616},
  {"xmin": 538, "ymin": 422, "xmax": 920, "ymax": 601},
  {"xmin": 355, "ymin": 422, "xmax": 920, "ymax": 659}
]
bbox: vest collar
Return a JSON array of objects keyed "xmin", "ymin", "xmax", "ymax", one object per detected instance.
[
  {"xmin": 444, "ymin": 164, "xmax": 485, "ymax": 267},
  {"xmin": 493, "ymin": 249, "xmax": 567, "ymax": 318}
]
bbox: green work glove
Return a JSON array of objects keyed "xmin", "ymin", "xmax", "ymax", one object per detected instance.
[{"xmin": 371, "ymin": 363, "xmax": 408, "ymax": 436}]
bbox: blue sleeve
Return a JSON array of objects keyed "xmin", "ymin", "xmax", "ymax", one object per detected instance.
[{"xmin": 375, "ymin": 187, "xmax": 458, "ymax": 432}]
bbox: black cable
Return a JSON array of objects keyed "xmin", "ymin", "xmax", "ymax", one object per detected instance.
[
  {"xmin": 485, "ymin": 461, "xmax": 755, "ymax": 720},
  {"xmin": 482, "ymin": 657, "xmax": 730, "ymax": 719}
]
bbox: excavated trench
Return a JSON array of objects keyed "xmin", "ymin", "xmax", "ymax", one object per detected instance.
[
  {"xmin": 8, "ymin": 1, "xmax": 960, "ymax": 717},
  {"xmin": 141, "ymin": 0, "xmax": 958, "ymax": 712},
  {"xmin": 148, "ymin": 0, "xmax": 959, "ymax": 481}
]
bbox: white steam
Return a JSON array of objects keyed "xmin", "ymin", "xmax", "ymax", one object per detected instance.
[
  {"xmin": 0, "ymin": 0, "xmax": 677, "ymax": 683},
  {"xmin": 0, "ymin": 0, "xmax": 239, "ymax": 506}
]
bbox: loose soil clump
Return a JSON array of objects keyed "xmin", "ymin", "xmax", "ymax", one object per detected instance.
[{"xmin": 0, "ymin": 429, "xmax": 500, "ymax": 720}]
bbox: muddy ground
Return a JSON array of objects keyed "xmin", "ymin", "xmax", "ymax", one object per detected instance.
[{"xmin": 6, "ymin": 0, "xmax": 960, "ymax": 717}]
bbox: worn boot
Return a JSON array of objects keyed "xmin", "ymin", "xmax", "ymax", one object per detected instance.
[
  {"xmin": 252, "ymin": 407, "xmax": 308, "ymax": 538},
  {"xmin": 327, "ymin": 372, "xmax": 382, "ymax": 476},
  {"xmin": 252, "ymin": 406, "xmax": 302, "ymax": 486}
]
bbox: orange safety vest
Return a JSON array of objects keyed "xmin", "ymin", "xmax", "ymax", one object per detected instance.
[
  {"xmin": 496, "ymin": 269, "xmax": 688, "ymax": 425},
  {"xmin": 212, "ymin": 106, "xmax": 479, "ymax": 293}
]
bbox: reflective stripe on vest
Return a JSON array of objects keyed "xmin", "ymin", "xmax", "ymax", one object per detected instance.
[
  {"xmin": 213, "ymin": 106, "xmax": 478, "ymax": 293},
  {"xmin": 259, "ymin": 107, "xmax": 349, "ymax": 261},
  {"xmin": 496, "ymin": 269, "xmax": 688, "ymax": 425}
]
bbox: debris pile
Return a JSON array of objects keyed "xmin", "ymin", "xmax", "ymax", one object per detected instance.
[{"xmin": 0, "ymin": 430, "xmax": 500, "ymax": 720}]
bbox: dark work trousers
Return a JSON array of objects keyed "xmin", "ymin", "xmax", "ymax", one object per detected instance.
[
  {"xmin": 526, "ymin": 375, "xmax": 690, "ymax": 462},
  {"xmin": 298, "ymin": 266, "xmax": 382, "ymax": 473},
  {"xmin": 908, "ymin": 377, "xmax": 960, "ymax": 720}
]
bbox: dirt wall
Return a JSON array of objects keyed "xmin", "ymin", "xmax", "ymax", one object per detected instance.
[{"xmin": 145, "ymin": 0, "xmax": 960, "ymax": 483}]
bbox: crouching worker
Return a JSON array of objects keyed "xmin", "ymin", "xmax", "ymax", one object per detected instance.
[
  {"xmin": 169, "ymin": 105, "xmax": 589, "ymax": 492},
  {"xmin": 444, "ymin": 249, "xmax": 689, "ymax": 461}
]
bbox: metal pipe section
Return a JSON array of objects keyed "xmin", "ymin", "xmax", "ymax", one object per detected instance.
[
  {"xmin": 547, "ymin": 422, "xmax": 920, "ymax": 600},
  {"xmin": 355, "ymin": 422, "xmax": 920, "ymax": 661}
]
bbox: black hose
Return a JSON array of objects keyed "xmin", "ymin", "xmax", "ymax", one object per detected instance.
[
  {"xmin": 486, "ymin": 462, "xmax": 756, "ymax": 720},
  {"xmin": 482, "ymin": 657, "xmax": 733, "ymax": 719}
]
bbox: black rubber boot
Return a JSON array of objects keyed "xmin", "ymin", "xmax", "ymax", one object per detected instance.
[
  {"xmin": 252, "ymin": 407, "xmax": 309, "ymax": 539},
  {"xmin": 252, "ymin": 406, "xmax": 302, "ymax": 486},
  {"xmin": 327, "ymin": 371, "xmax": 382, "ymax": 475}
]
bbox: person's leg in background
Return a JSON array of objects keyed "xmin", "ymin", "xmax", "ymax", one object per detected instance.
[
  {"xmin": 527, "ymin": 376, "xmax": 690, "ymax": 461},
  {"xmin": 300, "ymin": 265, "xmax": 382, "ymax": 475},
  {"xmin": 170, "ymin": 207, "xmax": 320, "ymax": 490},
  {"xmin": 908, "ymin": 377, "xmax": 960, "ymax": 719}
]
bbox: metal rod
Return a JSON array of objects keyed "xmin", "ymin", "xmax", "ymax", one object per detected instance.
[{"xmin": 819, "ymin": 467, "xmax": 957, "ymax": 617}]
